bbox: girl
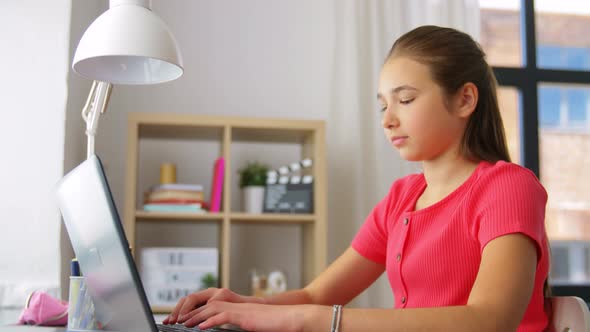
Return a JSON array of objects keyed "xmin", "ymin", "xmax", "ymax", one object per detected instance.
[{"xmin": 163, "ymin": 25, "xmax": 549, "ymax": 332}]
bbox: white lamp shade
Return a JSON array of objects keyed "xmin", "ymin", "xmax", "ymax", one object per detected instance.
[{"xmin": 73, "ymin": 4, "xmax": 183, "ymax": 85}]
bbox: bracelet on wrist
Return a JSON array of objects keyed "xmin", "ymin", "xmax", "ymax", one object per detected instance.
[{"xmin": 330, "ymin": 304, "xmax": 343, "ymax": 332}]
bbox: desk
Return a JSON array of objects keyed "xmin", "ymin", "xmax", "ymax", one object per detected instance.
[
  {"xmin": 0, "ymin": 314, "xmax": 168, "ymax": 332},
  {"xmin": 0, "ymin": 301, "xmax": 168, "ymax": 331},
  {"xmin": 0, "ymin": 327, "xmax": 65, "ymax": 331},
  {"xmin": 0, "ymin": 308, "xmax": 65, "ymax": 331}
]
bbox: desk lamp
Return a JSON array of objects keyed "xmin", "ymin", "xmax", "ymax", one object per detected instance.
[{"xmin": 72, "ymin": 0, "xmax": 183, "ymax": 158}]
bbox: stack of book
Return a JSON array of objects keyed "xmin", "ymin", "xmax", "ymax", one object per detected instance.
[{"xmin": 143, "ymin": 183, "xmax": 207, "ymax": 213}]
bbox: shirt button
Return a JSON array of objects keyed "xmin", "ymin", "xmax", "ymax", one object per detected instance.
[
  {"xmin": 396, "ymin": 253, "xmax": 401, "ymax": 261},
  {"xmin": 404, "ymin": 218, "xmax": 409, "ymax": 225},
  {"xmin": 401, "ymin": 296, "xmax": 406, "ymax": 304}
]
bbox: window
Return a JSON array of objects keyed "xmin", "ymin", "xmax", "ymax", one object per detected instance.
[
  {"xmin": 497, "ymin": 87, "xmax": 522, "ymax": 163},
  {"xmin": 538, "ymin": 86, "xmax": 560, "ymax": 127},
  {"xmin": 539, "ymin": 85, "xmax": 590, "ymax": 130},
  {"xmin": 536, "ymin": 1, "xmax": 590, "ymax": 71},
  {"xmin": 479, "ymin": 0, "xmax": 522, "ymax": 67},
  {"xmin": 568, "ymin": 88, "xmax": 589, "ymax": 125},
  {"xmin": 538, "ymin": 46, "xmax": 590, "ymax": 71},
  {"xmin": 480, "ymin": 0, "xmax": 590, "ymax": 300}
]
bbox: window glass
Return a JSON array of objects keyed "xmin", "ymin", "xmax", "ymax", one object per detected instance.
[
  {"xmin": 536, "ymin": 1, "xmax": 590, "ymax": 71},
  {"xmin": 539, "ymin": 86, "xmax": 561, "ymax": 127},
  {"xmin": 539, "ymin": 84, "xmax": 590, "ymax": 131},
  {"xmin": 539, "ymin": 84, "xmax": 590, "ymax": 244},
  {"xmin": 497, "ymin": 87, "xmax": 521, "ymax": 164},
  {"xmin": 479, "ymin": 0, "xmax": 522, "ymax": 67},
  {"xmin": 567, "ymin": 89, "xmax": 588, "ymax": 124}
]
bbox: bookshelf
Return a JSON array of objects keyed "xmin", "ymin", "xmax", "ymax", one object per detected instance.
[{"xmin": 123, "ymin": 112, "xmax": 327, "ymax": 313}]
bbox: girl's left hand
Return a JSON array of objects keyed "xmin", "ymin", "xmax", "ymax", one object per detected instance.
[{"xmin": 182, "ymin": 301, "xmax": 321, "ymax": 332}]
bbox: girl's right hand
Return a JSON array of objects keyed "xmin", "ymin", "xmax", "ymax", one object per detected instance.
[{"xmin": 162, "ymin": 288, "xmax": 263, "ymax": 325}]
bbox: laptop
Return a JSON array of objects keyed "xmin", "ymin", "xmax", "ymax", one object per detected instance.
[{"xmin": 56, "ymin": 155, "xmax": 241, "ymax": 332}]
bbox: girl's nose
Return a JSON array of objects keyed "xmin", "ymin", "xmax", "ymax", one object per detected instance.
[{"xmin": 381, "ymin": 107, "xmax": 399, "ymax": 129}]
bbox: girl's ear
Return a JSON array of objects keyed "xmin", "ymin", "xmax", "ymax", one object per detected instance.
[{"xmin": 455, "ymin": 82, "xmax": 478, "ymax": 118}]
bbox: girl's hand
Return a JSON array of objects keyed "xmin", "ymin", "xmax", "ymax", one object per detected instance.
[
  {"xmin": 163, "ymin": 288, "xmax": 262, "ymax": 325},
  {"xmin": 183, "ymin": 302, "xmax": 319, "ymax": 332}
]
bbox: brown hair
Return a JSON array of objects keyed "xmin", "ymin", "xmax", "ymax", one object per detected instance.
[
  {"xmin": 386, "ymin": 25, "xmax": 511, "ymax": 163},
  {"xmin": 386, "ymin": 25, "xmax": 551, "ymax": 299}
]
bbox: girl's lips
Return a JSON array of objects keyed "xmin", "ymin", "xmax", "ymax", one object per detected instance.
[{"xmin": 391, "ymin": 136, "xmax": 408, "ymax": 147}]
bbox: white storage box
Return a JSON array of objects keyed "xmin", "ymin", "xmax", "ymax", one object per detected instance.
[{"xmin": 140, "ymin": 247, "xmax": 218, "ymax": 307}]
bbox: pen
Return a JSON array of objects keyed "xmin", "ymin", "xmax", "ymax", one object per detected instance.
[
  {"xmin": 69, "ymin": 258, "xmax": 82, "ymax": 328},
  {"xmin": 71, "ymin": 258, "xmax": 81, "ymax": 277}
]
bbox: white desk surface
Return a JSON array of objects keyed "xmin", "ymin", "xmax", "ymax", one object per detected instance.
[
  {"xmin": 0, "ymin": 308, "xmax": 167, "ymax": 331},
  {"xmin": 0, "ymin": 327, "xmax": 66, "ymax": 332}
]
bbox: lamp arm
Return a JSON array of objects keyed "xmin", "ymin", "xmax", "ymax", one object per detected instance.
[{"xmin": 82, "ymin": 81, "xmax": 113, "ymax": 159}]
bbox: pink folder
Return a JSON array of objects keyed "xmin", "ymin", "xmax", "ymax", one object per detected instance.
[{"xmin": 209, "ymin": 157, "xmax": 224, "ymax": 212}]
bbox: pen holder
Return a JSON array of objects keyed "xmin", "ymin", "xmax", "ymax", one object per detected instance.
[{"xmin": 68, "ymin": 276, "xmax": 100, "ymax": 331}]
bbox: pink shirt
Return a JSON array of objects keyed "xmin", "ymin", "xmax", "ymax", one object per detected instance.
[{"xmin": 352, "ymin": 161, "xmax": 549, "ymax": 331}]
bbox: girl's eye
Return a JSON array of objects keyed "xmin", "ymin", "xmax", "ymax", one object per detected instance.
[
  {"xmin": 379, "ymin": 106, "xmax": 387, "ymax": 113},
  {"xmin": 400, "ymin": 98, "xmax": 415, "ymax": 105}
]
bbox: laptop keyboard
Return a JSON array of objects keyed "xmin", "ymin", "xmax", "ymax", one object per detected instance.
[{"xmin": 157, "ymin": 323, "xmax": 239, "ymax": 332}]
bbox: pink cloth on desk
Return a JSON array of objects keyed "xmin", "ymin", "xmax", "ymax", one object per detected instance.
[
  {"xmin": 18, "ymin": 292, "xmax": 68, "ymax": 326},
  {"xmin": 352, "ymin": 161, "xmax": 550, "ymax": 332}
]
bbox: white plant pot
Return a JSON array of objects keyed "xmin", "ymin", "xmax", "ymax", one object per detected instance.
[{"xmin": 242, "ymin": 186, "xmax": 265, "ymax": 213}]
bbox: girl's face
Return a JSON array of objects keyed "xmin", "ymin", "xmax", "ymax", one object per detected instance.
[{"xmin": 377, "ymin": 56, "xmax": 468, "ymax": 162}]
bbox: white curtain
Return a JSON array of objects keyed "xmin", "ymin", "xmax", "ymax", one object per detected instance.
[{"xmin": 325, "ymin": 0, "xmax": 480, "ymax": 308}]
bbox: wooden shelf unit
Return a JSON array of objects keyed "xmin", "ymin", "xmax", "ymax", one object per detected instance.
[{"xmin": 123, "ymin": 112, "xmax": 327, "ymax": 311}]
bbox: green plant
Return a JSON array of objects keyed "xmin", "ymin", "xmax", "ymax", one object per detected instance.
[
  {"xmin": 238, "ymin": 161, "xmax": 269, "ymax": 188},
  {"xmin": 200, "ymin": 273, "xmax": 218, "ymax": 289}
]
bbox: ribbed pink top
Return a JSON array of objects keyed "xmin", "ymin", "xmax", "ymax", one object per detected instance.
[{"xmin": 352, "ymin": 161, "xmax": 549, "ymax": 331}]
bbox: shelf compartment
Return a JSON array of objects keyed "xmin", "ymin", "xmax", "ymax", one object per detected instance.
[
  {"xmin": 151, "ymin": 306, "xmax": 175, "ymax": 314},
  {"xmin": 229, "ymin": 212, "xmax": 315, "ymax": 224},
  {"xmin": 125, "ymin": 113, "xmax": 327, "ymax": 299},
  {"xmin": 139, "ymin": 124, "xmax": 223, "ymax": 141},
  {"xmin": 136, "ymin": 210, "xmax": 224, "ymax": 221},
  {"xmin": 229, "ymin": 223, "xmax": 302, "ymax": 295},
  {"xmin": 232, "ymin": 127, "xmax": 314, "ymax": 144}
]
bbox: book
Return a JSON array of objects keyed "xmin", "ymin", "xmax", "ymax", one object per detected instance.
[
  {"xmin": 145, "ymin": 198, "xmax": 207, "ymax": 206},
  {"xmin": 150, "ymin": 183, "xmax": 204, "ymax": 192},
  {"xmin": 144, "ymin": 190, "xmax": 205, "ymax": 202},
  {"xmin": 143, "ymin": 203, "xmax": 205, "ymax": 213},
  {"xmin": 209, "ymin": 157, "xmax": 224, "ymax": 212}
]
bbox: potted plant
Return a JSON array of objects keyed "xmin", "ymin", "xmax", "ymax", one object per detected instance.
[
  {"xmin": 200, "ymin": 272, "xmax": 218, "ymax": 289},
  {"xmin": 238, "ymin": 162, "xmax": 269, "ymax": 213}
]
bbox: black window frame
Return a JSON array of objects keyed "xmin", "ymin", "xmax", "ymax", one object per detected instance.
[{"xmin": 491, "ymin": 0, "xmax": 590, "ymax": 301}]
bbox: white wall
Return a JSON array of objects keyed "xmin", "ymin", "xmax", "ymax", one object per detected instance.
[
  {"xmin": 97, "ymin": 0, "xmax": 334, "ymax": 208},
  {"xmin": 0, "ymin": 0, "xmax": 398, "ymax": 307},
  {"xmin": 94, "ymin": 0, "xmax": 340, "ymax": 296},
  {"xmin": 60, "ymin": 0, "xmax": 107, "ymax": 300},
  {"xmin": 0, "ymin": 0, "xmax": 71, "ymax": 306}
]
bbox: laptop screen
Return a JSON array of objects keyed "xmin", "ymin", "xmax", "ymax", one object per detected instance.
[{"xmin": 56, "ymin": 155, "xmax": 157, "ymax": 332}]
